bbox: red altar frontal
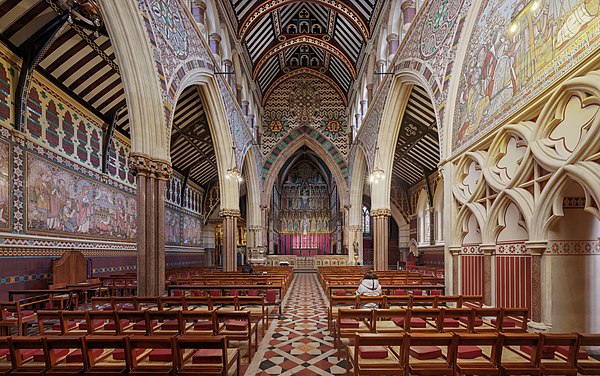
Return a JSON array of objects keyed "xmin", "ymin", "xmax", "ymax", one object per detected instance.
[{"xmin": 279, "ymin": 233, "xmax": 332, "ymax": 255}]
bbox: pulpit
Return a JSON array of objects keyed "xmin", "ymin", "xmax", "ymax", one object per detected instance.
[{"xmin": 52, "ymin": 250, "xmax": 88, "ymax": 285}]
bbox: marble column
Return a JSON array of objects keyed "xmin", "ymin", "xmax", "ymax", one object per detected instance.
[
  {"xmin": 372, "ymin": 209, "xmax": 391, "ymax": 271},
  {"xmin": 448, "ymin": 246, "xmax": 461, "ymax": 295},
  {"xmin": 129, "ymin": 155, "xmax": 173, "ymax": 296},
  {"xmin": 401, "ymin": 0, "xmax": 417, "ymax": 26},
  {"xmin": 221, "ymin": 209, "xmax": 239, "ymax": 271},
  {"xmin": 209, "ymin": 33, "xmax": 221, "ymax": 56},
  {"xmin": 192, "ymin": 0, "xmax": 206, "ymax": 25},
  {"xmin": 480, "ymin": 243, "xmax": 496, "ymax": 306},
  {"xmin": 525, "ymin": 241, "xmax": 547, "ymax": 322},
  {"xmin": 387, "ymin": 33, "xmax": 399, "ymax": 57}
]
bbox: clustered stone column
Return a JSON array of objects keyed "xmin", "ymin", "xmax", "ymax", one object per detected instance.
[
  {"xmin": 372, "ymin": 208, "xmax": 391, "ymax": 271},
  {"xmin": 480, "ymin": 243, "xmax": 496, "ymax": 306},
  {"xmin": 448, "ymin": 246, "xmax": 461, "ymax": 294},
  {"xmin": 525, "ymin": 241, "xmax": 547, "ymax": 323},
  {"xmin": 129, "ymin": 155, "xmax": 173, "ymax": 296},
  {"xmin": 401, "ymin": 0, "xmax": 417, "ymax": 27},
  {"xmin": 386, "ymin": 34, "xmax": 399, "ymax": 57},
  {"xmin": 222, "ymin": 58, "xmax": 234, "ymax": 88},
  {"xmin": 220, "ymin": 209, "xmax": 240, "ymax": 271}
]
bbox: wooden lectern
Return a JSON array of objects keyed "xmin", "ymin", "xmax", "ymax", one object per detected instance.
[{"xmin": 52, "ymin": 250, "xmax": 88, "ymax": 285}]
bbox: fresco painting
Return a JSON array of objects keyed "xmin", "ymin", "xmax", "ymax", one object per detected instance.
[
  {"xmin": 0, "ymin": 139, "xmax": 9, "ymax": 230},
  {"xmin": 182, "ymin": 214, "xmax": 202, "ymax": 246},
  {"xmin": 26, "ymin": 153, "xmax": 136, "ymax": 239},
  {"xmin": 453, "ymin": 0, "xmax": 599, "ymax": 151},
  {"xmin": 165, "ymin": 207, "xmax": 182, "ymax": 245}
]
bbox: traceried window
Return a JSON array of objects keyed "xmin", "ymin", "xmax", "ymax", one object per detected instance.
[{"xmin": 362, "ymin": 205, "xmax": 371, "ymax": 234}]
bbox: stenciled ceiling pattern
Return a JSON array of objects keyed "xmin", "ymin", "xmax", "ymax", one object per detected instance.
[{"xmin": 223, "ymin": 0, "xmax": 384, "ymax": 96}]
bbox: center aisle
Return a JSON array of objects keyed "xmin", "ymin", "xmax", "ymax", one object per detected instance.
[{"xmin": 245, "ymin": 272, "xmax": 346, "ymax": 375}]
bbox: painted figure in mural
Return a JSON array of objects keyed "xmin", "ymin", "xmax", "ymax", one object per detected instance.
[
  {"xmin": 59, "ymin": 199, "xmax": 78, "ymax": 232},
  {"xmin": 76, "ymin": 185, "xmax": 91, "ymax": 233},
  {"xmin": 47, "ymin": 178, "xmax": 68, "ymax": 229},
  {"xmin": 115, "ymin": 196, "xmax": 126, "ymax": 236},
  {"xmin": 33, "ymin": 171, "xmax": 52, "ymax": 222}
]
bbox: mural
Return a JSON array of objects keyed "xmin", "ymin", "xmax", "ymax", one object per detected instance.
[
  {"xmin": 0, "ymin": 139, "xmax": 9, "ymax": 230},
  {"xmin": 182, "ymin": 213, "xmax": 202, "ymax": 246},
  {"xmin": 453, "ymin": 0, "xmax": 600, "ymax": 152},
  {"xmin": 165, "ymin": 207, "xmax": 181, "ymax": 245},
  {"xmin": 26, "ymin": 153, "xmax": 136, "ymax": 239}
]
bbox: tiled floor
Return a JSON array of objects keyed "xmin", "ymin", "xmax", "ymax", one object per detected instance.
[{"xmin": 246, "ymin": 272, "xmax": 346, "ymax": 375}]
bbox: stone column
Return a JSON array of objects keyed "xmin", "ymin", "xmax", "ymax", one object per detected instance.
[
  {"xmin": 366, "ymin": 84, "xmax": 374, "ymax": 104},
  {"xmin": 247, "ymin": 114, "xmax": 255, "ymax": 129},
  {"xmin": 372, "ymin": 208, "xmax": 391, "ymax": 271},
  {"xmin": 428, "ymin": 207, "xmax": 436, "ymax": 245},
  {"xmin": 241, "ymin": 100, "xmax": 249, "ymax": 116},
  {"xmin": 360, "ymin": 100, "xmax": 368, "ymax": 119},
  {"xmin": 209, "ymin": 33, "xmax": 221, "ymax": 56},
  {"xmin": 375, "ymin": 59, "xmax": 387, "ymax": 89},
  {"xmin": 525, "ymin": 241, "xmax": 547, "ymax": 322},
  {"xmin": 260, "ymin": 205, "xmax": 269, "ymax": 254},
  {"xmin": 480, "ymin": 243, "xmax": 496, "ymax": 306},
  {"xmin": 387, "ymin": 34, "xmax": 400, "ymax": 57},
  {"xmin": 192, "ymin": 0, "xmax": 206, "ymax": 25},
  {"xmin": 355, "ymin": 113, "xmax": 361, "ymax": 130},
  {"xmin": 448, "ymin": 246, "xmax": 461, "ymax": 295},
  {"xmin": 220, "ymin": 209, "xmax": 240, "ymax": 271},
  {"xmin": 401, "ymin": 0, "xmax": 417, "ymax": 26},
  {"xmin": 130, "ymin": 155, "xmax": 173, "ymax": 296},
  {"xmin": 222, "ymin": 59, "xmax": 234, "ymax": 88}
]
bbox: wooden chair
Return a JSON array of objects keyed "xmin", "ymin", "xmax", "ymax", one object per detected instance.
[
  {"xmin": 83, "ymin": 335, "xmax": 130, "ymax": 376},
  {"xmin": 236, "ymin": 296, "xmax": 267, "ymax": 336},
  {"xmin": 134, "ymin": 297, "xmax": 160, "ymax": 311},
  {"xmin": 472, "ymin": 308, "xmax": 502, "ymax": 333},
  {"xmin": 538, "ymin": 333, "xmax": 578, "ymax": 376},
  {"xmin": 179, "ymin": 310, "xmax": 216, "ymax": 335},
  {"xmin": 215, "ymin": 310, "xmax": 258, "ymax": 362},
  {"xmin": 404, "ymin": 332, "xmax": 456, "ymax": 375},
  {"xmin": 498, "ymin": 332, "xmax": 541, "ymax": 375},
  {"xmin": 0, "ymin": 336, "xmax": 12, "ymax": 376},
  {"xmin": 373, "ymin": 308, "xmax": 407, "ymax": 334},
  {"xmin": 210, "ymin": 297, "xmax": 237, "ymax": 312},
  {"xmin": 175, "ymin": 335, "xmax": 240, "ymax": 376},
  {"xmin": 37, "ymin": 310, "xmax": 64, "ymax": 335},
  {"xmin": 575, "ymin": 333, "xmax": 600, "ymax": 375},
  {"xmin": 264, "ymin": 289, "xmax": 282, "ymax": 319},
  {"xmin": 336, "ymin": 308, "xmax": 374, "ymax": 358},
  {"xmin": 410, "ymin": 296, "xmax": 438, "ymax": 309},
  {"xmin": 328, "ymin": 296, "xmax": 357, "ymax": 332},
  {"xmin": 454, "ymin": 333, "xmax": 502, "ymax": 375},
  {"xmin": 147, "ymin": 310, "xmax": 182, "ymax": 336},
  {"xmin": 459, "ymin": 295, "xmax": 483, "ymax": 309},
  {"xmin": 0, "ymin": 302, "xmax": 37, "ymax": 336},
  {"xmin": 61, "ymin": 312, "xmax": 94, "ymax": 335},
  {"xmin": 8, "ymin": 336, "xmax": 47, "ymax": 376},
  {"xmin": 112, "ymin": 297, "xmax": 136, "ymax": 311},
  {"xmin": 128, "ymin": 336, "xmax": 177, "ymax": 376},
  {"xmin": 86, "ymin": 311, "xmax": 119, "ymax": 335},
  {"xmin": 48, "ymin": 283, "xmax": 77, "ymax": 310},
  {"xmin": 437, "ymin": 295, "xmax": 461, "ymax": 308},
  {"xmin": 439, "ymin": 308, "xmax": 472, "ymax": 333},
  {"xmin": 158, "ymin": 297, "xmax": 186, "ymax": 311},
  {"xmin": 91, "ymin": 297, "xmax": 114, "ymax": 311},
  {"xmin": 347, "ymin": 333, "xmax": 405, "ymax": 375},
  {"xmin": 385, "ymin": 295, "xmax": 411, "ymax": 309},
  {"xmin": 185, "ymin": 296, "xmax": 212, "ymax": 311},
  {"xmin": 116, "ymin": 310, "xmax": 149, "ymax": 335},
  {"xmin": 357, "ymin": 296, "xmax": 385, "ymax": 310},
  {"xmin": 405, "ymin": 309, "xmax": 441, "ymax": 333},
  {"xmin": 44, "ymin": 336, "xmax": 87, "ymax": 376},
  {"xmin": 499, "ymin": 308, "xmax": 528, "ymax": 332}
]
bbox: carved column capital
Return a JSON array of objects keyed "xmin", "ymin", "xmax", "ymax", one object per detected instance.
[
  {"xmin": 371, "ymin": 208, "xmax": 392, "ymax": 218},
  {"xmin": 209, "ymin": 33, "xmax": 222, "ymax": 43},
  {"xmin": 448, "ymin": 246, "xmax": 462, "ymax": 255},
  {"xmin": 219, "ymin": 209, "xmax": 241, "ymax": 218},
  {"xmin": 480, "ymin": 243, "xmax": 496, "ymax": 255},
  {"xmin": 129, "ymin": 154, "xmax": 173, "ymax": 180},
  {"xmin": 525, "ymin": 241, "xmax": 548, "ymax": 256}
]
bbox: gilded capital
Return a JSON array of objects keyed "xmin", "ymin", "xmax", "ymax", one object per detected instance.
[
  {"xmin": 129, "ymin": 154, "xmax": 173, "ymax": 180},
  {"xmin": 371, "ymin": 208, "xmax": 392, "ymax": 217},
  {"xmin": 220, "ymin": 209, "xmax": 241, "ymax": 218}
]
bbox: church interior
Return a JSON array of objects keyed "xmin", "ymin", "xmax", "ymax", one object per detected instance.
[{"xmin": 0, "ymin": 0, "xmax": 599, "ymax": 374}]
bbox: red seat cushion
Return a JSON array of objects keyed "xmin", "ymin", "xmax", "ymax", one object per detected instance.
[
  {"xmin": 192, "ymin": 349, "xmax": 223, "ymax": 364},
  {"xmin": 409, "ymin": 317, "xmax": 427, "ymax": 328},
  {"xmin": 443, "ymin": 318, "xmax": 460, "ymax": 328},
  {"xmin": 266, "ymin": 290, "xmax": 277, "ymax": 303},
  {"xmin": 395, "ymin": 289, "xmax": 406, "ymax": 295},
  {"xmin": 430, "ymin": 290, "xmax": 442, "ymax": 296},
  {"xmin": 8, "ymin": 349, "xmax": 38, "ymax": 362},
  {"xmin": 105, "ymin": 319, "xmax": 128, "ymax": 330},
  {"xmin": 339, "ymin": 318, "xmax": 360, "ymax": 328},
  {"xmin": 148, "ymin": 348, "xmax": 172, "ymax": 362},
  {"xmin": 209, "ymin": 290, "xmax": 221, "ymax": 297},
  {"xmin": 457, "ymin": 345, "xmax": 483, "ymax": 359},
  {"xmin": 33, "ymin": 348, "xmax": 69, "ymax": 362},
  {"xmin": 67, "ymin": 348, "xmax": 103, "ymax": 363},
  {"xmin": 521, "ymin": 345, "xmax": 556, "ymax": 359},
  {"xmin": 335, "ymin": 289, "xmax": 347, "ymax": 296},
  {"xmin": 247, "ymin": 289, "xmax": 258, "ymax": 296},
  {"xmin": 228, "ymin": 290, "xmax": 239, "ymax": 297},
  {"xmin": 79, "ymin": 320, "xmax": 104, "ymax": 330},
  {"xmin": 358, "ymin": 346, "xmax": 388, "ymax": 359},
  {"xmin": 0, "ymin": 349, "xmax": 8, "ymax": 358},
  {"xmin": 461, "ymin": 317, "xmax": 483, "ymax": 326},
  {"xmin": 191, "ymin": 290, "xmax": 204, "ymax": 296},
  {"xmin": 113, "ymin": 348, "xmax": 143, "ymax": 360},
  {"xmin": 194, "ymin": 320, "xmax": 213, "ymax": 331},
  {"xmin": 132, "ymin": 320, "xmax": 152, "ymax": 331},
  {"xmin": 412, "ymin": 290, "xmax": 423, "ymax": 296},
  {"xmin": 410, "ymin": 346, "xmax": 442, "ymax": 360},
  {"xmin": 225, "ymin": 320, "xmax": 248, "ymax": 331},
  {"xmin": 173, "ymin": 290, "xmax": 183, "ymax": 297},
  {"xmin": 557, "ymin": 345, "xmax": 588, "ymax": 359},
  {"xmin": 491, "ymin": 318, "xmax": 516, "ymax": 328},
  {"xmin": 160, "ymin": 320, "xmax": 179, "ymax": 331}
]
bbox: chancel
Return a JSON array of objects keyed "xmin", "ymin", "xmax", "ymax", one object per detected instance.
[{"xmin": 0, "ymin": 0, "xmax": 599, "ymax": 375}]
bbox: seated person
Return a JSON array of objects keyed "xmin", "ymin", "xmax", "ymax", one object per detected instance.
[
  {"xmin": 356, "ymin": 271, "xmax": 382, "ymax": 309},
  {"xmin": 242, "ymin": 262, "xmax": 254, "ymax": 274}
]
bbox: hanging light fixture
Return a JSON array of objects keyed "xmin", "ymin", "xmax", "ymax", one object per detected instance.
[
  {"xmin": 369, "ymin": 147, "xmax": 385, "ymax": 184},
  {"xmin": 226, "ymin": 145, "xmax": 244, "ymax": 183}
]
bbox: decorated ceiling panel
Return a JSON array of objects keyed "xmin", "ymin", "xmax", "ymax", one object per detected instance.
[{"xmin": 223, "ymin": 0, "xmax": 385, "ymax": 96}]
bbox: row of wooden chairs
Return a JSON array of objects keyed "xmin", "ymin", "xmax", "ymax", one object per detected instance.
[
  {"xmin": 36, "ymin": 309, "xmax": 259, "ymax": 362},
  {"xmin": 345, "ymin": 332, "xmax": 600, "ymax": 376},
  {"xmin": 328, "ymin": 294, "xmax": 483, "ymax": 330},
  {"xmin": 0, "ymin": 302, "xmax": 37, "ymax": 336},
  {"xmin": 0, "ymin": 334, "xmax": 240, "ymax": 376}
]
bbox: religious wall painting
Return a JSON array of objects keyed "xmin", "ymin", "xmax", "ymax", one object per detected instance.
[
  {"xmin": 0, "ymin": 138, "xmax": 10, "ymax": 231},
  {"xmin": 453, "ymin": 0, "xmax": 600, "ymax": 152},
  {"xmin": 165, "ymin": 207, "xmax": 182, "ymax": 245},
  {"xmin": 182, "ymin": 213, "xmax": 202, "ymax": 246},
  {"xmin": 25, "ymin": 153, "xmax": 136, "ymax": 240}
]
